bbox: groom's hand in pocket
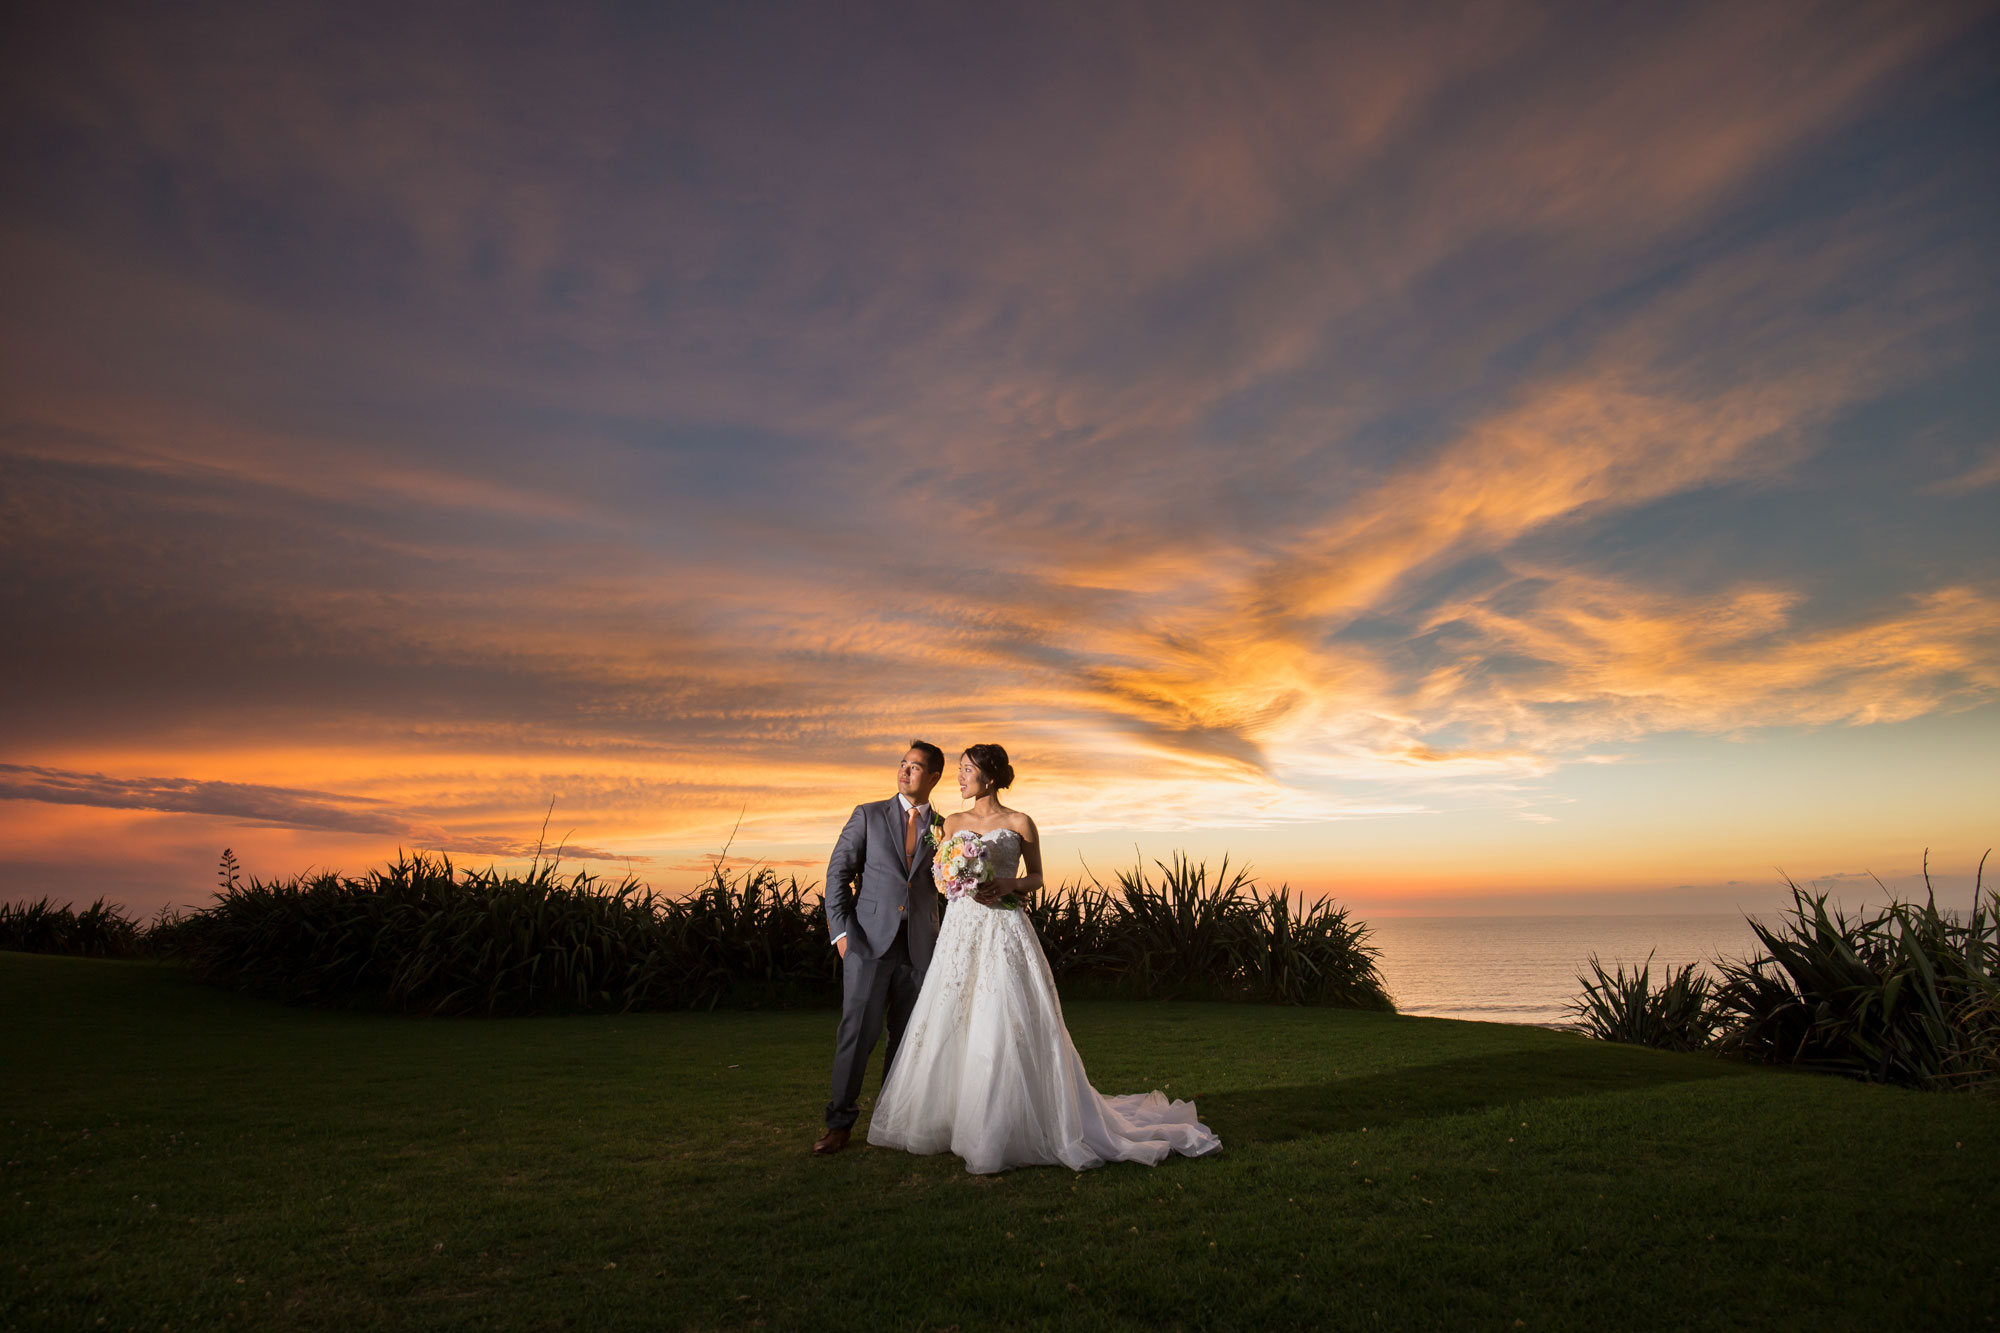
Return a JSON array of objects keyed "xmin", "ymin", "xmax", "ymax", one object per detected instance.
[{"xmin": 836, "ymin": 936, "xmax": 848, "ymax": 959}]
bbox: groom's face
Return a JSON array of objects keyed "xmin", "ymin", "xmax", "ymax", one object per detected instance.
[{"xmin": 897, "ymin": 749, "xmax": 942, "ymax": 804}]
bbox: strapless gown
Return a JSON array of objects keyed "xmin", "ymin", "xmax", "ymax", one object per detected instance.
[{"xmin": 866, "ymin": 828, "xmax": 1222, "ymax": 1174}]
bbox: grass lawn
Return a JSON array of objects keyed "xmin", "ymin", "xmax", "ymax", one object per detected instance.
[{"xmin": 3, "ymin": 953, "xmax": 1995, "ymax": 1330}]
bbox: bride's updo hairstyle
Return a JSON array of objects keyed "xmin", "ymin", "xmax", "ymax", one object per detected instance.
[{"xmin": 962, "ymin": 743, "xmax": 1014, "ymax": 791}]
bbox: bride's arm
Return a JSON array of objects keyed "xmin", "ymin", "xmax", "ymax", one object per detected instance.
[{"xmin": 1016, "ymin": 817, "xmax": 1043, "ymax": 893}]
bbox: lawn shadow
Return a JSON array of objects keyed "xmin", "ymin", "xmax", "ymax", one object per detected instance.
[{"xmin": 1201, "ymin": 1044, "xmax": 1749, "ymax": 1144}]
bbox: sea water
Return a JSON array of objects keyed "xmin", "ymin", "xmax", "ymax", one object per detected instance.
[{"xmin": 1367, "ymin": 914, "xmax": 1764, "ymax": 1027}]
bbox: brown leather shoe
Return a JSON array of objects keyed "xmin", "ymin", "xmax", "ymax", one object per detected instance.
[{"xmin": 812, "ymin": 1127, "xmax": 851, "ymax": 1155}]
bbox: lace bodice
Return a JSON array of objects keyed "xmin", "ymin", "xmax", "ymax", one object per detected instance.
[{"xmin": 965, "ymin": 827, "xmax": 1022, "ymax": 879}]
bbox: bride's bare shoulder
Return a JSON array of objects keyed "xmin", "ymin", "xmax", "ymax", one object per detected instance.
[
  {"xmin": 1002, "ymin": 809, "xmax": 1036, "ymax": 839},
  {"xmin": 941, "ymin": 811, "xmax": 970, "ymax": 833}
]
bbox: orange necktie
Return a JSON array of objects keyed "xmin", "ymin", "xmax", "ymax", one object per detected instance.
[{"xmin": 905, "ymin": 806, "xmax": 921, "ymax": 860}]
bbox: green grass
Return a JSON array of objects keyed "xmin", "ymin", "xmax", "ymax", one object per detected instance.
[{"xmin": 3, "ymin": 954, "xmax": 1995, "ymax": 1330}]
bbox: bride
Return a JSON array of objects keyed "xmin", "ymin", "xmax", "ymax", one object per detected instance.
[{"xmin": 866, "ymin": 743, "xmax": 1222, "ymax": 1174}]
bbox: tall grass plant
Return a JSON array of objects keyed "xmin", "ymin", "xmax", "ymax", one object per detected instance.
[
  {"xmin": 1571, "ymin": 851, "xmax": 1999, "ymax": 1092},
  {"xmin": 1030, "ymin": 854, "xmax": 1392, "ymax": 1007},
  {"xmin": 6, "ymin": 849, "xmax": 1390, "ymax": 1014}
]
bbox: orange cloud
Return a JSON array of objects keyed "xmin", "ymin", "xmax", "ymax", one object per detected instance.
[{"xmin": 4, "ymin": 1, "xmax": 1994, "ymax": 910}]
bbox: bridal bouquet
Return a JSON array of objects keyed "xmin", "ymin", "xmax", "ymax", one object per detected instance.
[{"xmin": 934, "ymin": 830, "xmax": 1018, "ymax": 909}]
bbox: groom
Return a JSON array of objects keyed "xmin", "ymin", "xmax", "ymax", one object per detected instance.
[{"xmin": 812, "ymin": 740, "xmax": 945, "ymax": 1155}]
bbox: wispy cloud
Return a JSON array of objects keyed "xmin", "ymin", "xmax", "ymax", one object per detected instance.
[
  {"xmin": 0, "ymin": 763, "xmax": 407, "ymax": 834},
  {"xmin": 1, "ymin": 0, "xmax": 1995, "ymax": 903},
  {"xmin": 0, "ymin": 763, "xmax": 634, "ymax": 861},
  {"xmin": 1924, "ymin": 447, "xmax": 2000, "ymax": 494}
]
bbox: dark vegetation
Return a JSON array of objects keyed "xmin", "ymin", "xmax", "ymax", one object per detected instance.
[
  {"xmin": 169, "ymin": 853, "xmax": 838, "ymax": 1014},
  {"xmin": 1570, "ymin": 852, "xmax": 1999, "ymax": 1092},
  {"xmin": 0, "ymin": 847, "xmax": 1392, "ymax": 1014},
  {"xmin": 1567, "ymin": 954, "xmax": 1721, "ymax": 1055},
  {"xmin": 1036, "ymin": 853, "xmax": 1390, "ymax": 1008},
  {"xmin": 21, "ymin": 840, "xmax": 1995, "ymax": 1094},
  {"xmin": 0, "ymin": 896, "xmax": 153, "ymax": 958}
]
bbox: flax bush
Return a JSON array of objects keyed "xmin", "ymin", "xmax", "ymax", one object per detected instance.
[
  {"xmin": 1566, "ymin": 953, "xmax": 1720, "ymax": 1053},
  {"xmin": 7, "ymin": 848, "xmax": 1391, "ymax": 1014},
  {"xmin": 0, "ymin": 896, "xmax": 148, "ymax": 958},
  {"xmin": 169, "ymin": 852, "xmax": 839, "ymax": 1014},
  {"xmin": 1569, "ymin": 852, "xmax": 1999, "ymax": 1093},
  {"xmin": 1030, "ymin": 854, "xmax": 1392, "ymax": 1008}
]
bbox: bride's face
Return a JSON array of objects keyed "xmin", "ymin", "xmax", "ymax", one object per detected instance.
[{"xmin": 956, "ymin": 756, "xmax": 990, "ymax": 800}]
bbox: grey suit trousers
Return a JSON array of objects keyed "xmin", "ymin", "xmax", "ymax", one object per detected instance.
[
  {"xmin": 821, "ymin": 795, "xmax": 939, "ymax": 1129},
  {"xmin": 824, "ymin": 921, "xmax": 919, "ymax": 1130}
]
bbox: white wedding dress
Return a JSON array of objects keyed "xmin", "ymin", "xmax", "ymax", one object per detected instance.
[{"xmin": 866, "ymin": 828, "xmax": 1222, "ymax": 1174}]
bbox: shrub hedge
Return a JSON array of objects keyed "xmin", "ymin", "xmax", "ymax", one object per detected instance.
[
  {"xmin": 1570, "ymin": 855, "xmax": 1998, "ymax": 1093},
  {"xmin": 4, "ymin": 849, "xmax": 1393, "ymax": 1014}
]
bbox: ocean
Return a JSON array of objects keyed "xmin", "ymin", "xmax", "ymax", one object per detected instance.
[{"xmin": 1367, "ymin": 914, "xmax": 1764, "ymax": 1027}]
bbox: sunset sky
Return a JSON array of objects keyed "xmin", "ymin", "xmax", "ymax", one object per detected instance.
[{"xmin": 3, "ymin": 1, "xmax": 1996, "ymax": 917}]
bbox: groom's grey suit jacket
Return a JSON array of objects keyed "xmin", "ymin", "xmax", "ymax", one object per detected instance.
[{"xmin": 825, "ymin": 796, "xmax": 940, "ymax": 974}]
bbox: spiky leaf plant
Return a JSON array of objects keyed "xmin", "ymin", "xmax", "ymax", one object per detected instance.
[
  {"xmin": 1567, "ymin": 952, "xmax": 1720, "ymax": 1052},
  {"xmin": 1251, "ymin": 886, "xmax": 1394, "ymax": 1010},
  {"xmin": 0, "ymin": 896, "xmax": 144, "ymax": 958},
  {"xmin": 1713, "ymin": 862, "xmax": 1999, "ymax": 1091}
]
